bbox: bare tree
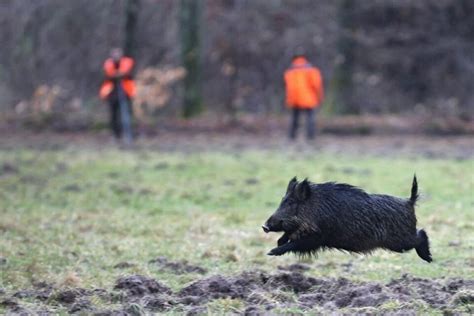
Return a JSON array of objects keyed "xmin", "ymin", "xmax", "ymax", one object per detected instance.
[
  {"xmin": 332, "ymin": 0, "xmax": 356, "ymax": 114},
  {"xmin": 124, "ymin": 0, "xmax": 140, "ymax": 58},
  {"xmin": 180, "ymin": 0, "xmax": 202, "ymax": 118}
]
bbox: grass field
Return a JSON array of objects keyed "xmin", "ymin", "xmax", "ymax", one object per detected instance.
[{"xmin": 1, "ymin": 136, "xmax": 473, "ymax": 314}]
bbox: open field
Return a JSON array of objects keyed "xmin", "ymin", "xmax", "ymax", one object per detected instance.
[{"xmin": 1, "ymin": 132, "xmax": 473, "ymax": 314}]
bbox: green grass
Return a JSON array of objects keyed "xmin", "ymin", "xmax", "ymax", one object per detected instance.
[{"xmin": 0, "ymin": 145, "xmax": 473, "ymax": 312}]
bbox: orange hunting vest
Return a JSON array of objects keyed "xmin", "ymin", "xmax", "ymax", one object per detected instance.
[
  {"xmin": 284, "ymin": 57, "xmax": 324, "ymax": 109},
  {"xmin": 99, "ymin": 57, "xmax": 136, "ymax": 100}
]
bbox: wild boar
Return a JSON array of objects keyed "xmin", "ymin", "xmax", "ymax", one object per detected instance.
[{"xmin": 262, "ymin": 176, "xmax": 432, "ymax": 262}]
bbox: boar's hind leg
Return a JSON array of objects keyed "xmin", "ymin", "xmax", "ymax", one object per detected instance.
[
  {"xmin": 384, "ymin": 230, "xmax": 432, "ymax": 263},
  {"xmin": 385, "ymin": 238, "xmax": 418, "ymax": 254},
  {"xmin": 268, "ymin": 235, "xmax": 320, "ymax": 256},
  {"xmin": 277, "ymin": 233, "xmax": 290, "ymax": 246},
  {"xmin": 415, "ymin": 229, "xmax": 432, "ymax": 263}
]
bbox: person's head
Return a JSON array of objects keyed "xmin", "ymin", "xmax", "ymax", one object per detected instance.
[
  {"xmin": 292, "ymin": 46, "xmax": 306, "ymax": 60},
  {"xmin": 110, "ymin": 48, "xmax": 123, "ymax": 62}
]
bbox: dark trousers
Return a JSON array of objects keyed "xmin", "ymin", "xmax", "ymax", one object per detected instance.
[
  {"xmin": 109, "ymin": 97, "xmax": 133, "ymax": 139},
  {"xmin": 289, "ymin": 108, "xmax": 317, "ymax": 140}
]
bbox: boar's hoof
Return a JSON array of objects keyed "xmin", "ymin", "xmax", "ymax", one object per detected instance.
[{"xmin": 267, "ymin": 247, "xmax": 286, "ymax": 256}]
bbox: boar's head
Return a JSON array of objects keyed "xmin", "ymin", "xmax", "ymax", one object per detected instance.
[{"xmin": 262, "ymin": 177, "xmax": 312, "ymax": 235}]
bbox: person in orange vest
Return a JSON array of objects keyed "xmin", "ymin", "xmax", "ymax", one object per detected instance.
[
  {"xmin": 99, "ymin": 48, "xmax": 136, "ymax": 139},
  {"xmin": 284, "ymin": 49, "xmax": 324, "ymax": 140}
]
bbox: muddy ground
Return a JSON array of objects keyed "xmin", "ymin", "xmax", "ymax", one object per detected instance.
[
  {"xmin": 0, "ymin": 129, "xmax": 473, "ymax": 160},
  {"xmin": 1, "ymin": 259, "xmax": 473, "ymax": 315}
]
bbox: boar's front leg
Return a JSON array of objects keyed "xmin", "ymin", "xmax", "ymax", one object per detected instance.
[
  {"xmin": 267, "ymin": 243, "xmax": 293, "ymax": 256},
  {"xmin": 277, "ymin": 233, "xmax": 289, "ymax": 246},
  {"xmin": 268, "ymin": 234, "xmax": 320, "ymax": 256}
]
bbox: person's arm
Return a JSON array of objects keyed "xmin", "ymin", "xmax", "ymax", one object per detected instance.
[
  {"xmin": 317, "ymin": 70, "xmax": 324, "ymax": 104},
  {"xmin": 104, "ymin": 60, "xmax": 116, "ymax": 80},
  {"xmin": 311, "ymin": 68, "xmax": 324, "ymax": 105},
  {"xmin": 284, "ymin": 71, "xmax": 293, "ymax": 108},
  {"xmin": 118, "ymin": 58, "xmax": 134, "ymax": 79}
]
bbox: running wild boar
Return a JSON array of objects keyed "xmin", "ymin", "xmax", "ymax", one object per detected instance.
[{"xmin": 262, "ymin": 176, "xmax": 432, "ymax": 262}]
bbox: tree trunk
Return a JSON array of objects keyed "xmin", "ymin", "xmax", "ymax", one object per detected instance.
[
  {"xmin": 124, "ymin": 0, "xmax": 140, "ymax": 58},
  {"xmin": 180, "ymin": 0, "xmax": 202, "ymax": 118},
  {"xmin": 333, "ymin": 0, "xmax": 356, "ymax": 114}
]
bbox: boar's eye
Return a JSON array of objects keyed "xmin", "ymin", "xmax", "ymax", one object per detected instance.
[{"xmin": 281, "ymin": 196, "xmax": 295, "ymax": 206}]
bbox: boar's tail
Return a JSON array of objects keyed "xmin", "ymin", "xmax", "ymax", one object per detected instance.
[
  {"xmin": 415, "ymin": 229, "xmax": 432, "ymax": 263},
  {"xmin": 409, "ymin": 174, "xmax": 419, "ymax": 207}
]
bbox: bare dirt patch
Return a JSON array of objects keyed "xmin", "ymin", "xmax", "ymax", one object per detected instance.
[
  {"xmin": 115, "ymin": 275, "xmax": 172, "ymax": 297},
  {"xmin": 3, "ymin": 263, "xmax": 473, "ymax": 314}
]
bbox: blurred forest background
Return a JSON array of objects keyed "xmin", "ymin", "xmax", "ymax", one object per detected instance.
[{"xmin": 0, "ymin": 0, "xmax": 473, "ymax": 132}]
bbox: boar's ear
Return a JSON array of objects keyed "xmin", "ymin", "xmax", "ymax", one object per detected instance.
[
  {"xmin": 295, "ymin": 178, "xmax": 311, "ymax": 201},
  {"xmin": 287, "ymin": 177, "xmax": 298, "ymax": 193}
]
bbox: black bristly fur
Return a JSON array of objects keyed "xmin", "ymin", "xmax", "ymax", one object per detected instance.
[{"xmin": 263, "ymin": 175, "xmax": 432, "ymax": 263}]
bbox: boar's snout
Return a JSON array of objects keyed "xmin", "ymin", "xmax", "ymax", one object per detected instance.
[{"xmin": 262, "ymin": 215, "xmax": 283, "ymax": 233}]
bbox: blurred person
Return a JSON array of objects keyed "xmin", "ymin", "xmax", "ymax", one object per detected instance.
[
  {"xmin": 99, "ymin": 48, "xmax": 136, "ymax": 140},
  {"xmin": 284, "ymin": 49, "xmax": 324, "ymax": 140}
]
